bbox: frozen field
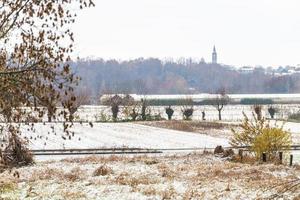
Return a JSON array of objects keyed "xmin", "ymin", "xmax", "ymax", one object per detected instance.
[
  {"xmin": 13, "ymin": 120, "xmax": 300, "ymax": 164},
  {"xmin": 20, "ymin": 122, "xmax": 228, "ymax": 150}
]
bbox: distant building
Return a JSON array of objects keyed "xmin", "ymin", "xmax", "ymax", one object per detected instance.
[
  {"xmin": 239, "ymin": 66, "xmax": 254, "ymax": 74},
  {"xmin": 212, "ymin": 45, "xmax": 217, "ymax": 64}
]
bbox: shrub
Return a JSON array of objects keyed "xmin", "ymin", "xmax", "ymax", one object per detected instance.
[
  {"xmin": 130, "ymin": 108, "xmax": 139, "ymax": 121},
  {"xmin": 268, "ymin": 107, "xmax": 276, "ymax": 119},
  {"xmin": 122, "ymin": 106, "xmax": 131, "ymax": 120},
  {"xmin": 230, "ymin": 112, "xmax": 291, "ymax": 160},
  {"xmin": 288, "ymin": 113, "xmax": 300, "ymax": 121},
  {"xmin": 165, "ymin": 106, "xmax": 174, "ymax": 120},
  {"xmin": 141, "ymin": 99, "xmax": 147, "ymax": 121},
  {"xmin": 182, "ymin": 108, "xmax": 193, "ymax": 120},
  {"xmin": 1, "ymin": 127, "xmax": 33, "ymax": 167},
  {"xmin": 253, "ymin": 105, "xmax": 262, "ymax": 120},
  {"xmin": 252, "ymin": 127, "xmax": 291, "ymax": 160},
  {"xmin": 111, "ymin": 104, "xmax": 119, "ymax": 121},
  {"xmin": 93, "ymin": 165, "xmax": 113, "ymax": 176},
  {"xmin": 0, "ymin": 181, "xmax": 17, "ymax": 194},
  {"xmin": 99, "ymin": 110, "xmax": 110, "ymax": 122}
]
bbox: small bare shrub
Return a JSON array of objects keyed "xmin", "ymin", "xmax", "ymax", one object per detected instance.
[
  {"xmin": 29, "ymin": 168, "xmax": 64, "ymax": 181},
  {"xmin": 161, "ymin": 186, "xmax": 177, "ymax": 200},
  {"xmin": 165, "ymin": 106, "xmax": 174, "ymax": 120},
  {"xmin": 111, "ymin": 104, "xmax": 119, "ymax": 121},
  {"xmin": 158, "ymin": 164, "xmax": 175, "ymax": 179},
  {"xmin": 253, "ymin": 105, "xmax": 262, "ymax": 120},
  {"xmin": 144, "ymin": 159, "xmax": 159, "ymax": 165},
  {"xmin": 114, "ymin": 172, "xmax": 157, "ymax": 187},
  {"xmin": 1, "ymin": 128, "xmax": 33, "ymax": 168},
  {"xmin": 93, "ymin": 165, "xmax": 113, "ymax": 176},
  {"xmin": 141, "ymin": 98, "xmax": 148, "ymax": 121},
  {"xmin": 223, "ymin": 149, "xmax": 234, "ymax": 157},
  {"xmin": 182, "ymin": 108, "xmax": 193, "ymax": 120},
  {"xmin": 268, "ymin": 106, "xmax": 276, "ymax": 119},
  {"xmin": 61, "ymin": 190, "xmax": 87, "ymax": 199},
  {"xmin": 141, "ymin": 186, "xmax": 157, "ymax": 196},
  {"xmin": 214, "ymin": 145, "xmax": 224, "ymax": 154},
  {"xmin": 99, "ymin": 110, "xmax": 110, "ymax": 122},
  {"xmin": 64, "ymin": 167, "xmax": 83, "ymax": 182}
]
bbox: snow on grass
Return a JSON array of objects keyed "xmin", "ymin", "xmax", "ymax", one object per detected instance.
[{"xmin": 1, "ymin": 153, "xmax": 300, "ymax": 200}]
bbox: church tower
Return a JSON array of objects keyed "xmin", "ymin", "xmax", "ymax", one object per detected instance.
[{"xmin": 212, "ymin": 45, "xmax": 217, "ymax": 64}]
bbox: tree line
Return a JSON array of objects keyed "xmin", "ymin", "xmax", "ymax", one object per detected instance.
[{"xmin": 71, "ymin": 58, "xmax": 300, "ymax": 99}]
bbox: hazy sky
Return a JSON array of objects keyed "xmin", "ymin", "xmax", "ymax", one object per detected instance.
[{"xmin": 73, "ymin": 0, "xmax": 300, "ymax": 67}]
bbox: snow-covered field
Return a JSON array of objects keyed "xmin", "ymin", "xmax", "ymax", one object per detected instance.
[
  {"xmin": 1, "ymin": 153, "xmax": 300, "ymax": 200},
  {"xmin": 1, "ymin": 107, "xmax": 300, "ymax": 199},
  {"xmin": 12, "ymin": 120, "xmax": 300, "ymax": 164},
  {"xmin": 20, "ymin": 123, "xmax": 228, "ymax": 150}
]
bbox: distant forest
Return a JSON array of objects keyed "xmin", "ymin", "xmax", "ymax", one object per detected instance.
[{"xmin": 71, "ymin": 58, "xmax": 300, "ymax": 98}]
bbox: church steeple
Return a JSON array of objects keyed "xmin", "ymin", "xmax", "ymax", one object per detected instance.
[{"xmin": 212, "ymin": 45, "xmax": 217, "ymax": 64}]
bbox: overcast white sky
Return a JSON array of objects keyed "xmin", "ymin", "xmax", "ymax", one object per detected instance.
[{"xmin": 72, "ymin": 0, "xmax": 300, "ymax": 67}]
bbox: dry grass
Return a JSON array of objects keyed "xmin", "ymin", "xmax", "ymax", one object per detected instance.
[
  {"xmin": 29, "ymin": 167, "xmax": 85, "ymax": 182},
  {"xmin": 61, "ymin": 155, "xmax": 121, "ymax": 164},
  {"xmin": 138, "ymin": 120, "xmax": 237, "ymax": 139},
  {"xmin": 114, "ymin": 172, "xmax": 159, "ymax": 187},
  {"xmin": 29, "ymin": 167, "xmax": 64, "ymax": 182},
  {"xmin": 139, "ymin": 120, "xmax": 236, "ymax": 131},
  {"xmin": 140, "ymin": 186, "xmax": 157, "ymax": 196},
  {"xmin": 61, "ymin": 190, "xmax": 87, "ymax": 200},
  {"xmin": 158, "ymin": 163, "xmax": 176, "ymax": 179},
  {"xmin": 93, "ymin": 165, "xmax": 113, "ymax": 176},
  {"xmin": 144, "ymin": 158, "xmax": 159, "ymax": 165},
  {"xmin": 0, "ymin": 179, "xmax": 17, "ymax": 194},
  {"xmin": 160, "ymin": 186, "xmax": 178, "ymax": 200},
  {"xmin": 64, "ymin": 167, "xmax": 83, "ymax": 182},
  {"xmin": 1, "ymin": 152, "xmax": 299, "ymax": 199}
]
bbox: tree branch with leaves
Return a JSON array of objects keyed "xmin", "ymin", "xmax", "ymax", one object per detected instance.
[{"xmin": 0, "ymin": 0, "xmax": 94, "ymax": 167}]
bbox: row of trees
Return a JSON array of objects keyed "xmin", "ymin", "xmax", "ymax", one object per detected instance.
[
  {"xmin": 71, "ymin": 58, "xmax": 300, "ymax": 97},
  {"xmin": 101, "ymin": 89, "xmax": 228, "ymax": 121},
  {"xmin": 102, "ymin": 93, "xmax": 278, "ymax": 122}
]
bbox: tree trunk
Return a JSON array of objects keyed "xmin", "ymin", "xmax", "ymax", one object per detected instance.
[
  {"xmin": 48, "ymin": 115, "xmax": 52, "ymax": 122},
  {"xmin": 218, "ymin": 110, "xmax": 222, "ymax": 120}
]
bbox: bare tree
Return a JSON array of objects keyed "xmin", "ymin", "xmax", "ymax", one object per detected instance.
[
  {"xmin": 68, "ymin": 88, "xmax": 91, "ymax": 112},
  {"xmin": 253, "ymin": 105, "xmax": 263, "ymax": 120},
  {"xmin": 165, "ymin": 106, "xmax": 174, "ymax": 120},
  {"xmin": 208, "ymin": 88, "xmax": 230, "ymax": 121},
  {"xmin": 180, "ymin": 97, "xmax": 194, "ymax": 120},
  {"xmin": 141, "ymin": 98, "xmax": 148, "ymax": 121},
  {"xmin": 106, "ymin": 95, "xmax": 123, "ymax": 121},
  {"xmin": 268, "ymin": 106, "xmax": 276, "ymax": 119}
]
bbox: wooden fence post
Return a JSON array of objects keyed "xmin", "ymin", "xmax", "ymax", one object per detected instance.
[
  {"xmin": 262, "ymin": 153, "xmax": 267, "ymax": 162},
  {"xmin": 238, "ymin": 149, "xmax": 243, "ymax": 162},
  {"xmin": 279, "ymin": 152, "xmax": 283, "ymax": 164},
  {"xmin": 290, "ymin": 155, "xmax": 293, "ymax": 167}
]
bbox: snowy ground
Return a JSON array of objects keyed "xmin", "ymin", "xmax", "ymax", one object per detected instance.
[
  {"xmin": 12, "ymin": 120, "xmax": 300, "ymax": 164},
  {"xmin": 1, "ymin": 116, "xmax": 300, "ymax": 199},
  {"xmin": 20, "ymin": 122, "xmax": 228, "ymax": 150},
  {"xmin": 1, "ymin": 153, "xmax": 300, "ymax": 200}
]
